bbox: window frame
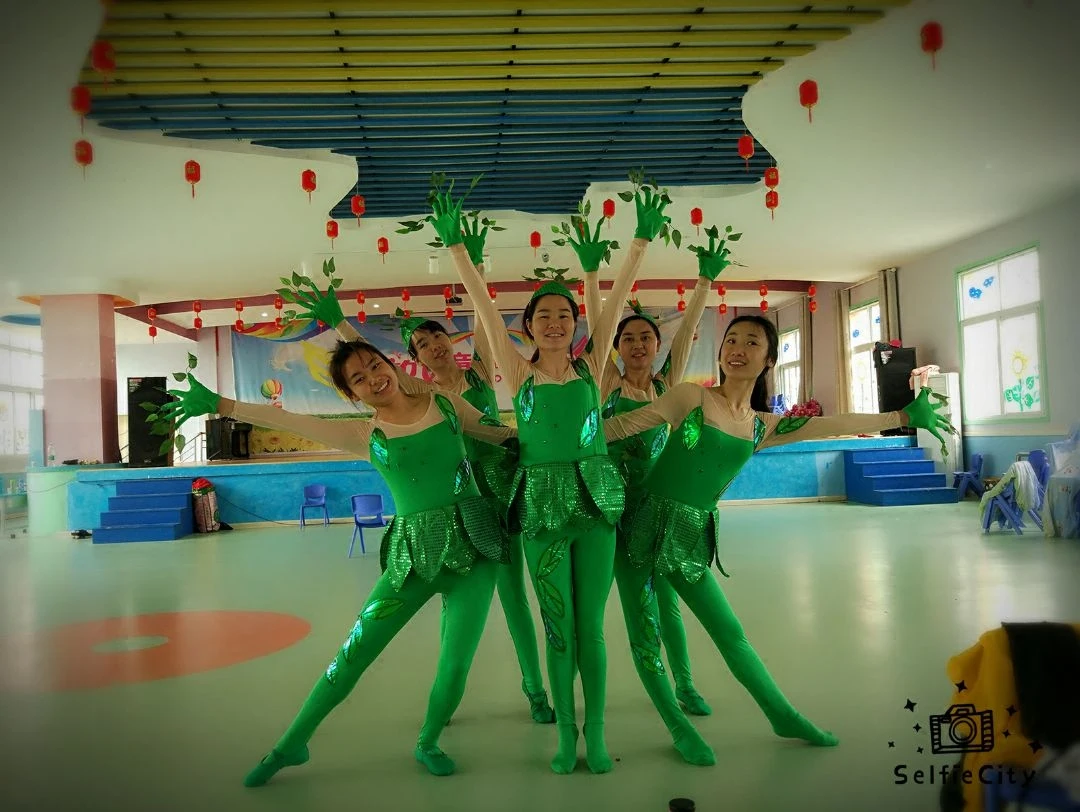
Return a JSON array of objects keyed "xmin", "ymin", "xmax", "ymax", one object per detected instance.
[
  {"xmin": 954, "ymin": 243, "xmax": 1049, "ymax": 425},
  {"xmin": 0, "ymin": 329, "xmax": 44, "ymax": 456},
  {"xmin": 848, "ymin": 299, "xmax": 882, "ymax": 414},
  {"xmin": 775, "ymin": 327, "xmax": 802, "ymax": 407}
]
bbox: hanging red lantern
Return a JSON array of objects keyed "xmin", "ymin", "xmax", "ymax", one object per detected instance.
[
  {"xmin": 631, "ymin": 282, "xmax": 638, "ymax": 294},
  {"xmin": 274, "ymin": 297, "xmax": 283, "ymax": 312},
  {"xmin": 690, "ymin": 207, "xmax": 703, "ymax": 234},
  {"xmin": 530, "ymin": 230, "xmax": 542, "ymax": 254},
  {"xmin": 764, "ymin": 166, "xmax": 780, "ymax": 189},
  {"xmin": 534, "ymin": 281, "xmax": 541, "ymax": 291},
  {"xmin": 719, "ymin": 302, "xmax": 728, "ymax": 315},
  {"xmin": 760, "ymin": 300, "xmax": 769, "ymax": 313},
  {"xmin": 192, "ymin": 300, "xmax": 202, "ymax": 313},
  {"xmin": 274, "ymin": 317, "xmax": 283, "ymax": 329},
  {"xmin": 74, "ymin": 139, "xmax": 93, "ymax": 177},
  {"xmin": 193, "ymin": 317, "xmax": 203, "ymax": 330},
  {"xmin": 184, "ymin": 160, "xmax": 201, "ymax": 198},
  {"xmin": 301, "ymin": 169, "xmax": 316, "ymax": 202},
  {"xmin": 807, "ymin": 284, "xmax": 817, "ymax": 297},
  {"xmin": 602, "ymin": 198, "xmax": 616, "ymax": 224},
  {"xmin": 799, "ymin": 79, "xmax": 819, "ymax": 123},
  {"xmin": 445, "ymin": 306, "xmax": 454, "ymax": 319},
  {"xmin": 677, "ymin": 300, "xmax": 687, "ymax": 312},
  {"xmin": 401, "ymin": 288, "xmax": 411, "ymax": 303},
  {"xmin": 809, "ymin": 299, "xmax": 818, "ymax": 313},
  {"xmin": 765, "ymin": 190, "xmax": 779, "ymax": 220},
  {"xmin": 577, "ymin": 282, "xmax": 585, "ymax": 296},
  {"xmin": 326, "ymin": 219, "xmax": 339, "ymax": 248},
  {"xmin": 234, "ymin": 299, "xmax": 244, "ymax": 313},
  {"xmin": 737, "ymin": 134, "xmax": 754, "ymax": 171},
  {"xmin": 147, "ymin": 307, "xmax": 157, "ymax": 320},
  {"xmin": 921, "ymin": 21, "xmax": 943, "ymax": 69},
  {"xmin": 402, "ymin": 309, "xmax": 411, "ymax": 318},
  {"xmin": 148, "ymin": 325, "xmax": 157, "ymax": 339},
  {"xmin": 356, "ymin": 291, "xmax": 365, "ymax": 305},
  {"xmin": 377, "ymin": 236, "xmax": 389, "ymax": 263},
  {"xmin": 70, "ymin": 86, "xmax": 91, "ymax": 132},
  {"xmin": 357, "ymin": 311, "xmax": 367, "ymax": 324},
  {"xmin": 717, "ymin": 283, "xmax": 726, "ymax": 297},
  {"xmin": 488, "ymin": 284, "xmax": 497, "ymax": 300},
  {"xmin": 234, "ymin": 319, "xmax": 244, "ymax": 332},
  {"xmin": 90, "ymin": 41, "xmax": 115, "ymax": 81},
  {"xmin": 676, "ymin": 282, "xmax": 685, "ymax": 296},
  {"xmin": 350, "ymin": 194, "xmax": 366, "ymax": 223},
  {"xmin": 443, "ymin": 286, "xmax": 452, "ymax": 299},
  {"xmin": 759, "ymin": 284, "xmax": 769, "ymax": 297}
]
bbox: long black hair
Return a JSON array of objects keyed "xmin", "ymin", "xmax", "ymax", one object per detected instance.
[
  {"xmin": 716, "ymin": 315, "xmax": 779, "ymax": 412},
  {"xmin": 522, "ymin": 292, "xmax": 579, "ymax": 363},
  {"xmin": 405, "ymin": 320, "xmax": 448, "ymax": 360},
  {"xmin": 328, "ymin": 339, "xmax": 397, "ymax": 400}
]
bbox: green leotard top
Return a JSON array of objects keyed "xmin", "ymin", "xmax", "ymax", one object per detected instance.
[
  {"xmin": 601, "ymin": 377, "xmax": 670, "ymax": 499},
  {"xmin": 227, "ymin": 393, "xmax": 511, "ymax": 590}
]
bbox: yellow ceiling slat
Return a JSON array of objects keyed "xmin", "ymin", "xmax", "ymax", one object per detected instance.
[
  {"xmin": 106, "ymin": 0, "xmax": 909, "ymax": 14},
  {"xmin": 100, "ymin": 12, "xmax": 880, "ymax": 37},
  {"xmin": 83, "ymin": 61, "xmax": 778, "ymax": 84},
  {"xmin": 101, "ymin": 30, "xmax": 849, "ymax": 51},
  {"xmin": 80, "ymin": 74, "xmax": 763, "ymax": 95},
  {"xmin": 113, "ymin": 45, "xmax": 814, "ymax": 67}
]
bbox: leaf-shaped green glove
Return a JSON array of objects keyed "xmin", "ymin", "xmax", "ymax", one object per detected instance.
[
  {"xmin": 567, "ymin": 214, "xmax": 611, "ymax": 273},
  {"xmin": 634, "ymin": 186, "xmax": 672, "ymax": 241},
  {"xmin": 425, "ymin": 189, "xmax": 465, "ymax": 247},
  {"xmin": 461, "ymin": 213, "xmax": 488, "ymax": 267},
  {"xmin": 902, "ymin": 387, "xmax": 958, "ymax": 459},
  {"xmin": 687, "ymin": 230, "xmax": 733, "ymax": 281},
  {"xmin": 159, "ymin": 373, "xmax": 221, "ymax": 432},
  {"xmin": 279, "ymin": 276, "xmax": 345, "ymax": 328}
]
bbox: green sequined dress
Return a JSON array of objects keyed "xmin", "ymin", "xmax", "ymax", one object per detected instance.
[
  {"xmin": 601, "ymin": 377, "xmax": 670, "ymax": 510},
  {"xmin": 508, "ymin": 358, "xmax": 626, "ymax": 538},
  {"xmin": 458, "ymin": 364, "xmax": 518, "ymax": 512}
]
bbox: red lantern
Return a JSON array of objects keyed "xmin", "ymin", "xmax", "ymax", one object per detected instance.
[
  {"xmin": 148, "ymin": 325, "xmax": 157, "ymax": 339},
  {"xmin": 234, "ymin": 319, "xmax": 244, "ymax": 332},
  {"xmin": 192, "ymin": 300, "xmax": 202, "ymax": 313},
  {"xmin": 717, "ymin": 283, "xmax": 726, "ymax": 297},
  {"xmin": 808, "ymin": 299, "xmax": 818, "ymax": 313},
  {"xmin": 402, "ymin": 309, "xmax": 411, "ymax": 318},
  {"xmin": 358, "ymin": 311, "xmax": 367, "ymax": 324},
  {"xmin": 275, "ymin": 317, "xmax": 283, "ymax": 329},
  {"xmin": 193, "ymin": 317, "xmax": 203, "ymax": 330},
  {"xmin": 443, "ymin": 286, "xmax": 452, "ymax": 299},
  {"xmin": 719, "ymin": 302, "xmax": 728, "ymax": 315},
  {"xmin": 147, "ymin": 307, "xmax": 157, "ymax": 320},
  {"xmin": 377, "ymin": 236, "xmax": 389, "ymax": 263},
  {"xmin": 184, "ymin": 160, "xmax": 200, "ymax": 198},
  {"xmin": 759, "ymin": 284, "xmax": 769, "ymax": 297},
  {"xmin": 74, "ymin": 139, "xmax": 93, "ymax": 177},
  {"xmin": 690, "ymin": 207, "xmax": 703, "ymax": 234},
  {"xmin": 326, "ymin": 219, "xmax": 339, "ymax": 248},
  {"xmin": 799, "ymin": 79, "xmax": 819, "ymax": 123},
  {"xmin": 488, "ymin": 285, "xmax": 497, "ymax": 300},
  {"xmin": 737, "ymin": 134, "xmax": 754, "ymax": 170},
  {"xmin": 90, "ymin": 41, "xmax": 115, "ymax": 81},
  {"xmin": 401, "ymin": 288, "xmax": 410, "ymax": 302},
  {"xmin": 577, "ymin": 282, "xmax": 585, "ymax": 296},
  {"xmin": 676, "ymin": 282, "xmax": 685, "ymax": 296},
  {"xmin": 921, "ymin": 21, "xmax": 943, "ymax": 69},
  {"xmin": 445, "ymin": 306, "xmax": 454, "ymax": 319},
  {"xmin": 765, "ymin": 190, "xmax": 779, "ymax": 220},
  {"xmin": 350, "ymin": 194, "xmax": 366, "ymax": 223},
  {"xmin": 807, "ymin": 284, "xmax": 817, "ymax": 297},
  {"xmin": 534, "ymin": 281, "xmax": 541, "ymax": 291},
  {"xmin": 677, "ymin": 300, "xmax": 687, "ymax": 312},
  {"xmin": 274, "ymin": 297, "xmax": 283, "ymax": 311},
  {"xmin": 530, "ymin": 230, "xmax": 541, "ymax": 254},
  {"xmin": 579, "ymin": 303, "xmax": 585, "ymax": 316},
  {"xmin": 602, "ymin": 198, "xmax": 615, "ymax": 222},
  {"xmin": 760, "ymin": 300, "xmax": 769, "ymax": 313},
  {"xmin": 70, "ymin": 86, "xmax": 91, "ymax": 131},
  {"xmin": 631, "ymin": 282, "xmax": 638, "ymax": 294},
  {"xmin": 356, "ymin": 291, "xmax": 365, "ymax": 305},
  {"xmin": 764, "ymin": 166, "xmax": 780, "ymax": 189},
  {"xmin": 301, "ymin": 169, "xmax": 316, "ymax": 202},
  {"xmin": 234, "ymin": 299, "xmax": 244, "ymax": 313}
]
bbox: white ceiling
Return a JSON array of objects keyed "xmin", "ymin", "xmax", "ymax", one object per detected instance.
[{"xmin": 1, "ymin": 0, "xmax": 1079, "ymax": 334}]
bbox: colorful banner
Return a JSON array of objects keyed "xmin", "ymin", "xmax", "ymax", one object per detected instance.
[{"xmin": 231, "ymin": 307, "xmax": 718, "ymax": 416}]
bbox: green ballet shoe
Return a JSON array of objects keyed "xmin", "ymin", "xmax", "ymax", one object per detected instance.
[
  {"xmin": 551, "ymin": 723, "xmax": 579, "ymax": 774},
  {"xmin": 522, "ymin": 680, "xmax": 556, "ymax": 724},
  {"xmin": 676, "ymin": 687, "xmax": 713, "ymax": 717},
  {"xmin": 415, "ymin": 743, "xmax": 456, "ymax": 776},
  {"xmin": 583, "ymin": 723, "xmax": 613, "ymax": 774},
  {"xmin": 771, "ymin": 712, "xmax": 839, "ymax": 747},
  {"xmin": 242, "ymin": 745, "xmax": 310, "ymax": 787},
  {"xmin": 671, "ymin": 723, "xmax": 716, "ymax": 766}
]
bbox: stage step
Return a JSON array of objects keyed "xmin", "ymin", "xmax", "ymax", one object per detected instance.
[
  {"xmin": 863, "ymin": 472, "xmax": 948, "ymax": 491},
  {"xmin": 844, "ymin": 448, "xmax": 959, "ymax": 507},
  {"xmin": 93, "ymin": 477, "xmax": 195, "ymax": 543},
  {"xmin": 847, "ymin": 447, "xmax": 927, "ymax": 463},
  {"xmin": 864, "ymin": 486, "xmax": 960, "ymax": 507}
]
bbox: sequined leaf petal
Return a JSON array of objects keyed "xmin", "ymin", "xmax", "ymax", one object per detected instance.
[
  {"xmin": 775, "ymin": 416, "xmax": 810, "ymax": 435},
  {"xmin": 542, "ymin": 611, "xmax": 567, "ymax": 652},
  {"xmin": 649, "ymin": 424, "xmax": 670, "ymax": 459},
  {"xmin": 434, "ymin": 393, "xmax": 460, "ymax": 434},
  {"xmin": 324, "ymin": 658, "xmax": 339, "ymax": 685},
  {"xmin": 519, "ymin": 376, "xmax": 535, "ymax": 423},
  {"xmin": 681, "ymin": 406, "xmax": 704, "ymax": 451},
  {"xmin": 370, "ymin": 428, "xmax": 390, "ymax": 466},
  {"xmin": 478, "ymin": 414, "xmax": 505, "ymax": 427},
  {"xmin": 639, "ymin": 574, "xmax": 656, "ymax": 609},
  {"xmin": 453, "ymin": 458, "xmax": 473, "ymax": 494},
  {"xmin": 631, "ymin": 643, "xmax": 666, "ymax": 675},
  {"xmin": 341, "ymin": 618, "xmax": 363, "ymax": 662},
  {"xmin": 464, "ymin": 367, "xmax": 484, "ymax": 392},
  {"xmin": 572, "ymin": 357, "xmax": 593, "ymax": 385},
  {"xmin": 601, "ymin": 387, "xmax": 622, "ymax": 420},
  {"xmin": 753, "ymin": 415, "xmax": 767, "ymax": 447},
  {"xmin": 360, "ymin": 598, "xmax": 404, "ymax": 621},
  {"xmin": 579, "ymin": 407, "xmax": 599, "ymax": 447},
  {"xmin": 536, "ymin": 578, "xmax": 565, "ymax": 619},
  {"xmin": 660, "ymin": 352, "xmax": 673, "ymax": 379},
  {"xmin": 537, "ymin": 538, "xmax": 569, "ymax": 578}
]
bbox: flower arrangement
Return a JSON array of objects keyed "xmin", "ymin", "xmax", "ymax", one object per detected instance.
[{"xmin": 785, "ymin": 399, "xmax": 823, "ymax": 418}]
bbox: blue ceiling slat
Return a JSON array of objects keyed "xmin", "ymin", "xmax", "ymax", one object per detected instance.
[
  {"xmin": 255, "ymin": 131, "xmax": 748, "ymax": 149},
  {"xmin": 179, "ymin": 122, "xmax": 744, "ymax": 140}
]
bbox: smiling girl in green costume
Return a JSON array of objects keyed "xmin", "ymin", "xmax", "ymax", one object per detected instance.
[
  {"xmin": 427, "ymin": 184, "xmax": 669, "ymax": 774},
  {"xmin": 284, "ymin": 267, "xmax": 554, "ymax": 725},
  {"xmin": 600, "ymin": 314, "xmax": 957, "ymax": 748},
  {"xmin": 155, "ymin": 342, "xmax": 517, "ymax": 785}
]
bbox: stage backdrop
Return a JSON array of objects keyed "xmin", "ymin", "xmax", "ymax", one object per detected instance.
[{"xmin": 231, "ymin": 308, "xmax": 717, "ymax": 453}]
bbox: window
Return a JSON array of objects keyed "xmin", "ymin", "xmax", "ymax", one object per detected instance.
[
  {"xmin": 0, "ymin": 329, "xmax": 44, "ymax": 456},
  {"xmin": 776, "ymin": 328, "xmax": 801, "ymax": 408},
  {"xmin": 958, "ymin": 248, "xmax": 1042, "ymax": 420},
  {"xmin": 848, "ymin": 301, "xmax": 882, "ymax": 413}
]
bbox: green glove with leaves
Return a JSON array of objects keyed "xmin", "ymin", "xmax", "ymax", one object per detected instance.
[
  {"xmin": 567, "ymin": 215, "xmax": 613, "ymax": 273},
  {"xmin": 158, "ymin": 373, "xmax": 222, "ymax": 432},
  {"xmin": 902, "ymin": 387, "xmax": 958, "ymax": 459},
  {"xmin": 688, "ymin": 225, "xmax": 741, "ymax": 281},
  {"xmin": 462, "ymin": 213, "xmax": 488, "ymax": 266},
  {"xmin": 426, "ymin": 187, "xmax": 465, "ymax": 248},
  {"xmin": 634, "ymin": 186, "xmax": 672, "ymax": 241},
  {"xmin": 275, "ymin": 259, "xmax": 345, "ymax": 327}
]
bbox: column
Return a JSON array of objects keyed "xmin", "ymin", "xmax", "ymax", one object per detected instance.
[{"xmin": 40, "ymin": 294, "xmax": 120, "ymax": 464}]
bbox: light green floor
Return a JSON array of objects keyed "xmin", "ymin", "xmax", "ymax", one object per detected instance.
[{"xmin": 1, "ymin": 502, "xmax": 1078, "ymax": 812}]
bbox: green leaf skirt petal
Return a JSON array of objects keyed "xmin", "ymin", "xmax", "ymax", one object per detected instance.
[
  {"xmin": 508, "ymin": 456, "xmax": 625, "ymax": 538},
  {"xmin": 622, "ymin": 493, "xmax": 726, "ymax": 584}
]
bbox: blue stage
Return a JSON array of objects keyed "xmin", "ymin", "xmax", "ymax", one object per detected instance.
[{"xmin": 66, "ymin": 435, "xmax": 917, "ymax": 531}]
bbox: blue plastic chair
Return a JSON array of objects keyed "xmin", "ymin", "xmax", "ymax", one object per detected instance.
[
  {"xmin": 982, "ymin": 481, "xmax": 1026, "ymax": 535},
  {"xmin": 300, "ymin": 484, "xmax": 329, "ymax": 528},
  {"xmin": 1026, "ymin": 450, "xmax": 1051, "ymax": 530},
  {"xmin": 953, "ymin": 452, "xmax": 985, "ymax": 499},
  {"xmin": 349, "ymin": 494, "xmax": 386, "ymax": 557}
]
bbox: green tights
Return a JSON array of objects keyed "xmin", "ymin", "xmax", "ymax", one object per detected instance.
[
  {"xmin": 613, "ymin": 537, "xmax": 715, "ymax": 766},
  {"xmin": 620, "ymin": 558, "xmax": 838, "ymax": 748},
  {"xmin": 525, "ymin": 521, "xmax": 616, "ymax": 775},
  {"xmin": 243, "ymin": 561, "xmax": 498, "ymax": 787}
]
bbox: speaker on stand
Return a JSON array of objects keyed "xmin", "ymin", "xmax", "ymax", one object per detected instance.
[{"xmin": 127, "ymin": 376, "xmax": 174, "ymax": 468}]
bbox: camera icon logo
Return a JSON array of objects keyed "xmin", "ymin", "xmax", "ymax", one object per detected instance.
[{"xmin": 929, "ymin": 704, "xmax": 995, "ymax": 754}]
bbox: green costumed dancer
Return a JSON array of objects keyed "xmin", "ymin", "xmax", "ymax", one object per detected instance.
[
  {"xmin": 428, "ymin": 184, "xmax": 668, "ymax": 774},
  {"xmin": 156, "ymin": 342, "xmax": 517, "ymax": 785},
  {"xmin": 576, "ymin": 232, "xmax": 719, "ymax": 763},
  {"xmin": 601, "ymin": 314, "xmax": 958, "ymax": 747},
  {"xmin": 282, "ymin": 261, "xmax": 554, "ymax": 725}
]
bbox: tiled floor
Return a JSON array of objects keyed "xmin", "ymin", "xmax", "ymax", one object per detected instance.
[{"xmin": 1, "ymin": 501, "xmax": 1077, "ymax": 812}]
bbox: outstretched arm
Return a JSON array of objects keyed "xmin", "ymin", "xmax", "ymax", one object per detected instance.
[
  {"xmin": 602, "ymin": 381, "xmax": 701, "ymax": 442},
  {"xmin": 584, "ymin": 268, "xmax": 602, "ymax": 335},
  {"xmin": 468, "ymin": 310, "xmax": 496, "ymax": 386},
  {"xmin": 664, "ymin": 276, "xmax": 711, "ymax": 385}
]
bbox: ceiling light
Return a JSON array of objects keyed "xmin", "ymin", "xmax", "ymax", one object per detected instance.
[
  {"xmin": 372, "ymin": 303, "xmax": 380, "ymax": 308},
  {"xmin": 261, "ymin": 312, "xmax": 268, "ymax": 318}
]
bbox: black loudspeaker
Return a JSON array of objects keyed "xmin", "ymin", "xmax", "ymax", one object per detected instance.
[
  {"xmin": 128, "ymin": 376, "xmax": 173, "ymax": 468},
  {"xmin": 872, "ymin": 343, "xmax": 917, "ymax": 436},
  {"xmin": 206, "ymin": 417, "xmax": 253, "ymax": 461}
]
